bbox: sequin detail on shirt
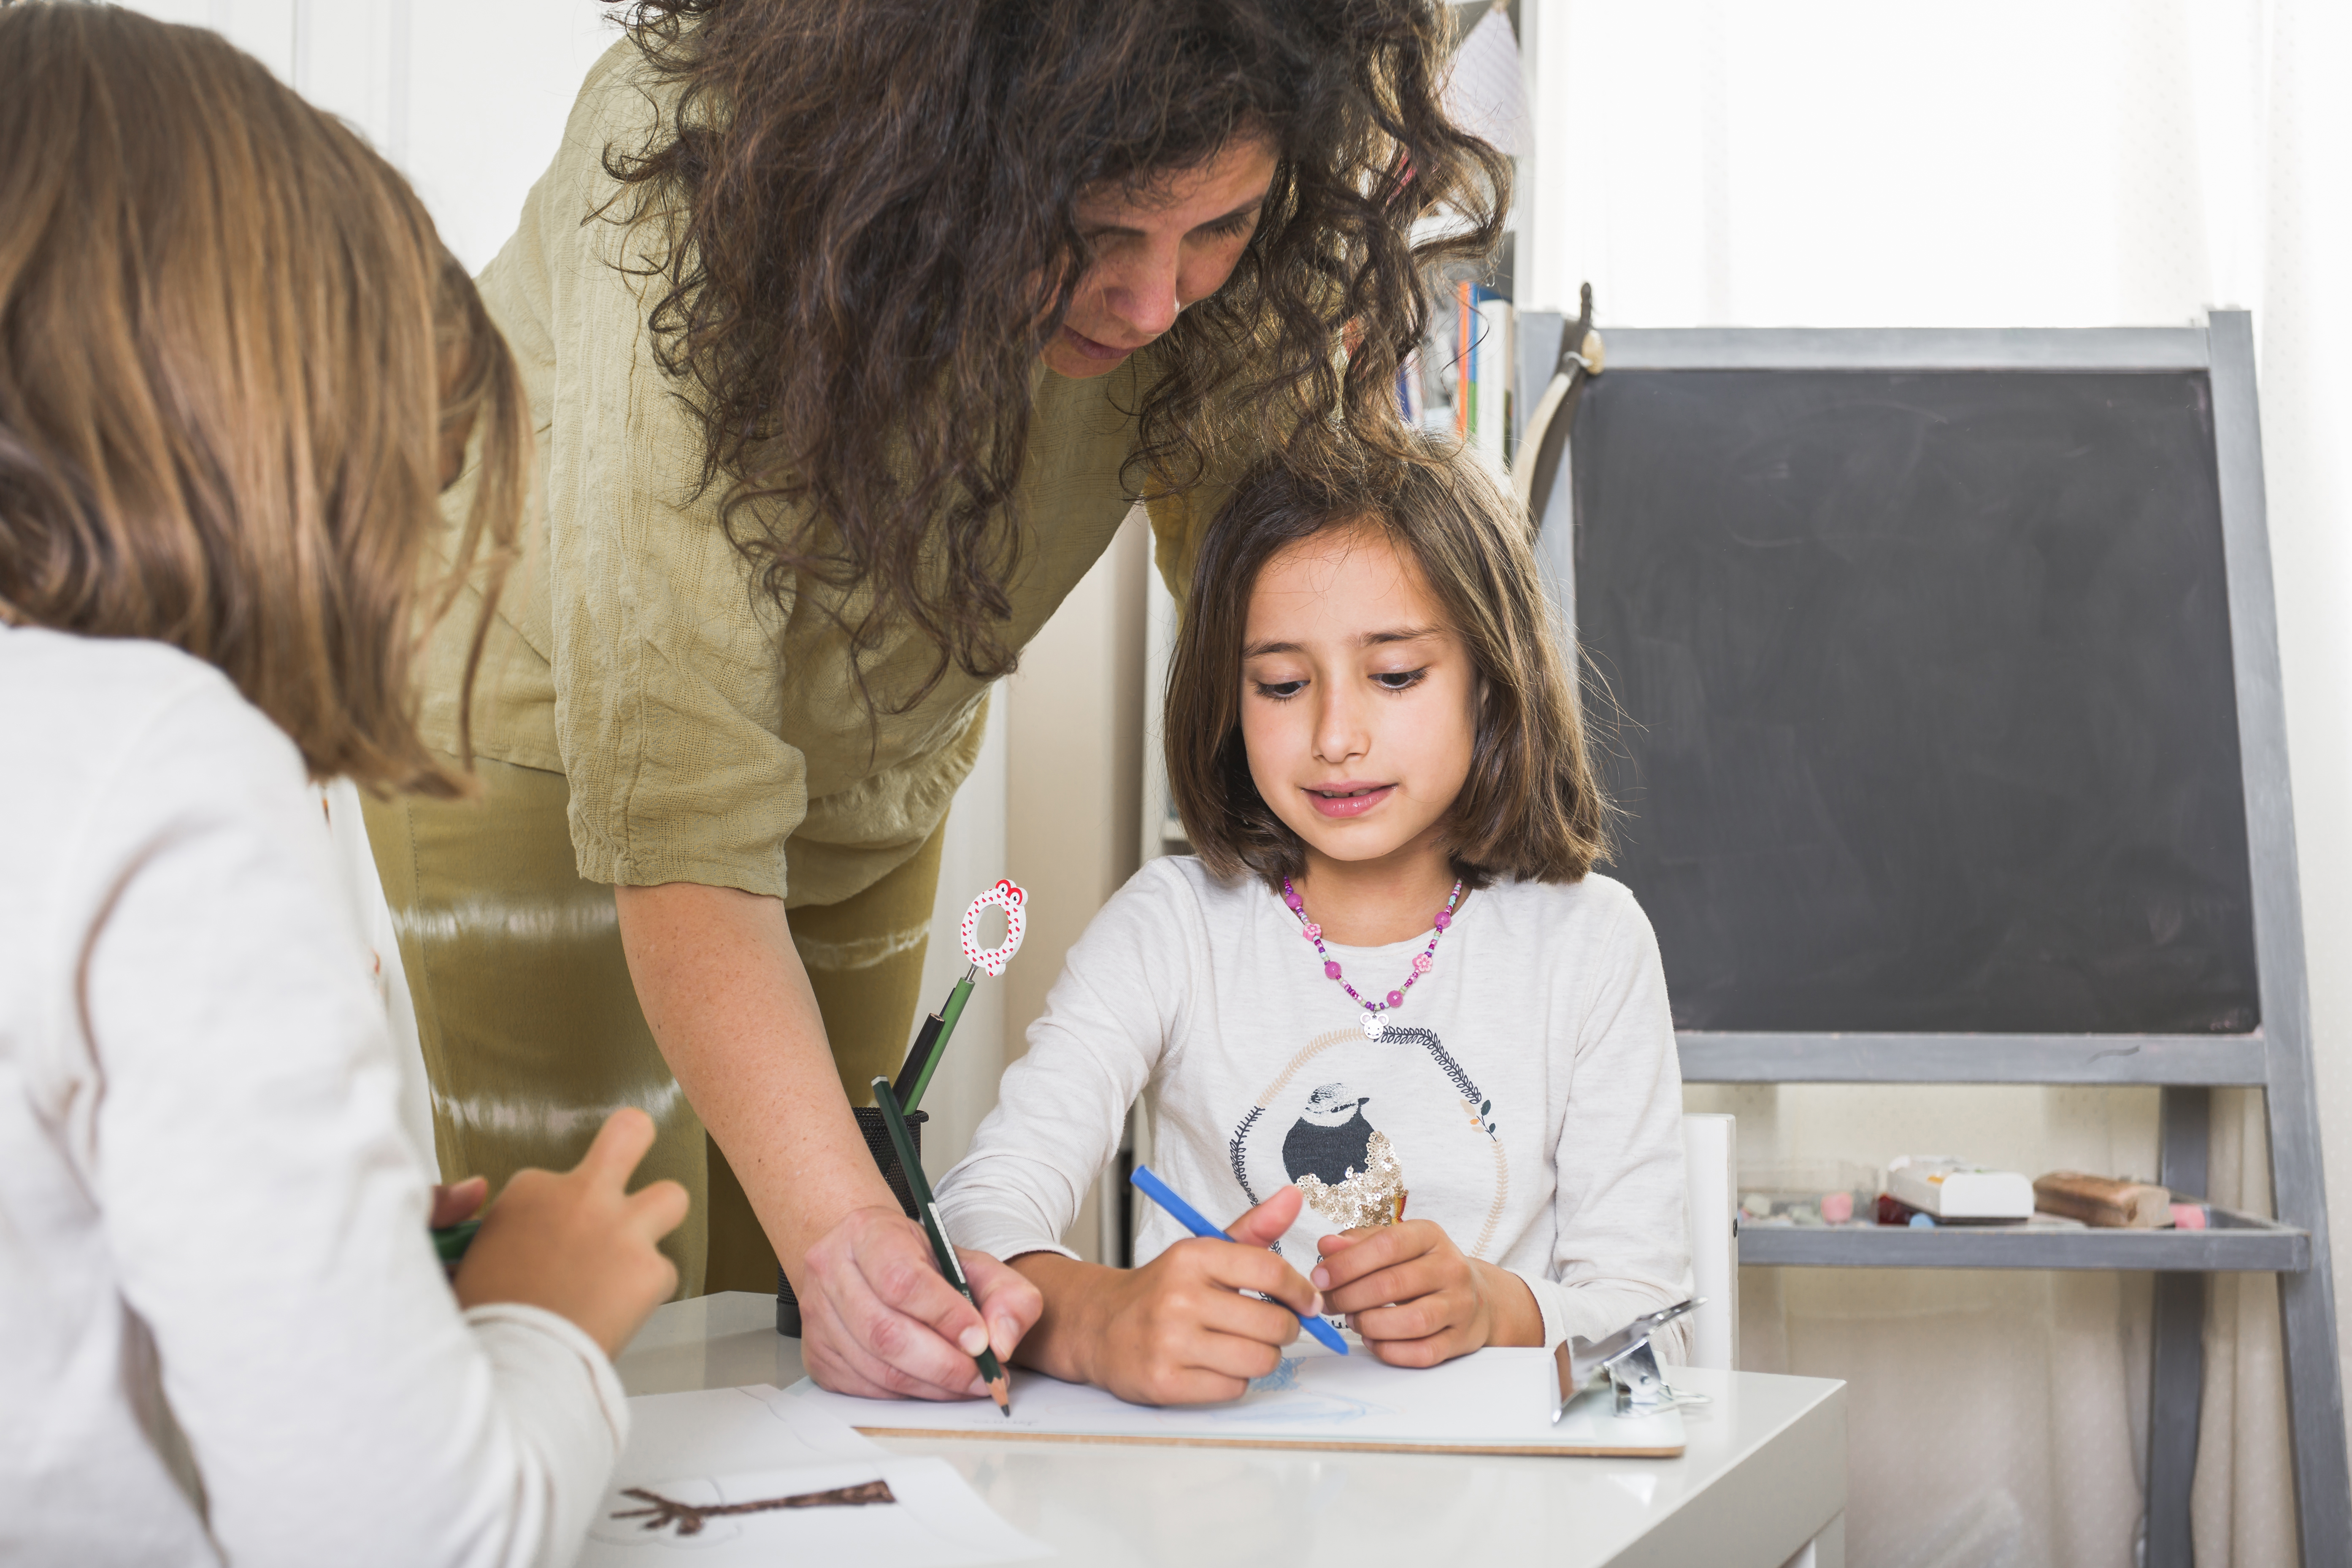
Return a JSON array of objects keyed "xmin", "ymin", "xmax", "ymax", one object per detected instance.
[
  {"xmin": 1226, "ymin": 1025, "xmax": 1508, "ymax": 1264},
  {"xmin": 1295, "ymin": 1130, "xmax": 1405, "ymax": 1230}
]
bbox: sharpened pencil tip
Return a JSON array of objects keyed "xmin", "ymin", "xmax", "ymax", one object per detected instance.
[{"xmin": 990, "ymin": 1377, "xmax": 1011, "ymax": 1417}]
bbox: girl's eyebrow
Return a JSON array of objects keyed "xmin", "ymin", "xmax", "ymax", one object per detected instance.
[{"xmin": 1241, "ymin": 627, "xmax": 1441, "ymax": 659}]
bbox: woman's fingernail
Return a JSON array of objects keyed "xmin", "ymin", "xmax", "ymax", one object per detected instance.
[
  {"xmin": 1311, "ymin": 1291, "xmax": 1326, "ymax": 1315},
  {"xmin": 959, "ymin": 1325, "xmax": 989, "ymax": 1356},
  {"xmin": 1311, "ymin": 1268, "xmax": 1330, "ymax": 1289},
  {"xmin": 969, "ymin": 1376, "xmax": 987, "ymax": 1396}
]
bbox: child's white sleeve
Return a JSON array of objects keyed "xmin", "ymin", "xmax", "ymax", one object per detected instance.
[
  {"xmin": 935, "ymin": 864, "xmax": 1193, "ymax": 1262},
  {"xmin": 1508, "ymin": 888, "xmax": 1696, "ymax": 1361},
  {"xmin": 81, "ymin": 689, "xmax": 625, "ymax": 1568}
]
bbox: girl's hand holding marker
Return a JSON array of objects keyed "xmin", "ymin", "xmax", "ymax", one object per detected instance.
[{"xmin": 1018, "ymin": 1180, "xmax": 1329, "ymax": 1408}]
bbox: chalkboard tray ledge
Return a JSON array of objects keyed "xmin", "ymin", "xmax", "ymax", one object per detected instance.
[
  {"xmin": 1738, "ymin": 1209, "xmax": 2306, "ymax": 1272},
  {"xmin": 1677, "ymin": 1033, "xmax": 2268, "ymax": 1087},
  {"xmin": 1604, "ymin": 324, "xmax": 2212, "ymax": 372}
]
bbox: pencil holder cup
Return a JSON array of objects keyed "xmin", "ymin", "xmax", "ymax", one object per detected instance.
[{"xmin": 776, "ymin": 1106, "xmax": 925, "ymax": 1337}]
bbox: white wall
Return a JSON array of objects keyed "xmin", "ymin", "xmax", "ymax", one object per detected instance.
[
  {"xmin": 913, "ymin": 701, "xmax": 1011, "ymax": 1189},
  {"xmin": 1000, "ymin": 510, "xmax": 1151, "ymax": 1261}
]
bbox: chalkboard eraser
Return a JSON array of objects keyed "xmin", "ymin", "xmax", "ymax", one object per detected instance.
[
  {"xmin": 1887, "ymin": 1156, "xmax": 2035, "ymax": 1221},
  {"xmin": 2033, "ymin": 1171, "xmax": 2172, "ymax": 1228}
]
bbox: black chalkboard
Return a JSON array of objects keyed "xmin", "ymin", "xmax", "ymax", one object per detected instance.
[{"xmin": 1572, "ymin": 369, "xmax": 2260, "ymax": 1035}]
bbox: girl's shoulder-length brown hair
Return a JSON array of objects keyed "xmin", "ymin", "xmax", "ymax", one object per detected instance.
[
  {"xmin": 0, "ymin": 3, "xmax": 525, "ymax": 796},
  {"xmin": 1165, "ymin": 437, "xmax": 1613, "ymax": 891}
]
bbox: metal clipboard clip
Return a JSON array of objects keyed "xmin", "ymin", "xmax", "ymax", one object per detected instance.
[{"xmin": 1554, "ymin": 1298, "xmax": 1706, "ymax": 1421}]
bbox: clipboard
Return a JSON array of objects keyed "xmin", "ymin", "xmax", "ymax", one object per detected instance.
[{"xmin": 783, "ymin": 1341, "xmax": 1686, "ymax": 1459}]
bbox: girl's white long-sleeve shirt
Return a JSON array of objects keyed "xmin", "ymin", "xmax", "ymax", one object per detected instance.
[
  {"xmin": 0, "ymin": 627, "xmax": 627, "ymax": 1568},
  {"xmin": 936, "ymin": 855, "xmax": 1692, "ymax": 1356}
]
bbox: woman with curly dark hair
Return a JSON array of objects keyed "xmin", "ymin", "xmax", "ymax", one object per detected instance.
[{"xmin": 363, "ymin": 0, "xmax": 1505, "ymax": 1404}]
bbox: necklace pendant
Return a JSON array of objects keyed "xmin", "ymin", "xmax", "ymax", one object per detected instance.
[{"xmin": 1288, "ymin": 879, "xmax": 1461, "ymax": 1046}]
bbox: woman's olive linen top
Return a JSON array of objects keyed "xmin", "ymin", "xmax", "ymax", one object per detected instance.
[{"xmin": 417, "ymin": 40, "xmax": 1227, "ymax": 910}]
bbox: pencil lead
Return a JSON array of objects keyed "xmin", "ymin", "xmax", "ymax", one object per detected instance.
[{"xmin": 990, "ymin": 1375, "xmax": 1011, "ymax": 1417}]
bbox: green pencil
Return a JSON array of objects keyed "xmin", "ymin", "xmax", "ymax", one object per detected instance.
[
  {"xmin": 904, "ymin": 972, "xmax": 973, "ymax": 1112},
  {"xmin": 870, "ymin": 1076, "xmax": 1010, "ymax": 1416},
  {"xmin": 432, "ymin": 1217, "xmax": 481, "ymax": 1266},
  {"xmin": 891, "ymin": 966, "xmax": 976, "ymax": 1114}
]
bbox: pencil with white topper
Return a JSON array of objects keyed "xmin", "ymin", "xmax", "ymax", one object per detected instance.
[{"xmin": 889, "ymin": 879, "xmax": 1027, "ymax": 1114}]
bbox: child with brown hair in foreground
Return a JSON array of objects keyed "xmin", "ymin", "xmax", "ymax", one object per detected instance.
[{"xmin": 0, "ymin": 7, "xmax": 684, "ymax": 1563}]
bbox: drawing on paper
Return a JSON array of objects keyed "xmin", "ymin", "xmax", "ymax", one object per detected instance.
[
  {"xmin": 608, "ymin": 1479, "xmax": 895, "ymax": 1538},
  {"xmin": 1216, "ymin": 1356, "xmax": 1390, "ymax": 1425},
  {"xmin": 1246, "ymin": 1358, "xmax": 1304, "ymax": 1395}
]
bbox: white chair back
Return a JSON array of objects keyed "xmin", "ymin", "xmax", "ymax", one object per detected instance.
[{"xmin": 1681, "ymin": 1113, "xmax": 1739, "ymax": 1370}]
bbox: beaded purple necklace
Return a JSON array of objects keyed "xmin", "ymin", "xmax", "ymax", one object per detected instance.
[{"xmin": 1281, "ymin": 876, "xmax": 1465, "ymax": 1038}]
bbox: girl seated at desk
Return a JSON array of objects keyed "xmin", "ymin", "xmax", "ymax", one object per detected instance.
[
  {"xmin": 936, "ymin": 440, "xmax": 1692, "ymax": 1406},
  {"xmin": 0, "ymin": 9, "xmax": 684, "ymax": 1563}
]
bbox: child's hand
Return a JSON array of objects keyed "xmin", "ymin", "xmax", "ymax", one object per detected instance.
[
  {"xmin": 453, "ymin": 1108, "xmax": 690, "ymax": 1357},
  {"xmin": 429, "ymin": 1175, "xmax": 488, "ymax": 1229},
  {"xmin": 1311, "ymin": 1219, "xmax": 1542, "ymax": 1365},
  {"xmin": 1077, "ymin": 1185, "xmax": 1321, "ymax": 1406}
]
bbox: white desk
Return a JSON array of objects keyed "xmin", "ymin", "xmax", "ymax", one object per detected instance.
[{"xmin": 614, "ymin": 1294, "xmax": 1846, "ymax": 1568}]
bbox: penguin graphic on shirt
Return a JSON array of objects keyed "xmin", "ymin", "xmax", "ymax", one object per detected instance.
[{"xmin": 1284, "ymin": 1082, "xmax": 1404, "ymax": 1231}]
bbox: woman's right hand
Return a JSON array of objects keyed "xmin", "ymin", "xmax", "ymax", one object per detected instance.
[{"xmin": 795, "ymin": 1207, "xmax": 1042, "ymax": 1400}]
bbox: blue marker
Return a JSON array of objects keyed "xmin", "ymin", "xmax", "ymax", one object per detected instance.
[{"xmin": 1129, "ymin": 1164, "xmax": 1350, "ymax": 1356}]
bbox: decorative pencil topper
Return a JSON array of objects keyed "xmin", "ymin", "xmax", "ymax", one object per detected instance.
[
  {"xmin": 894, "ymin": 877, "xmax": 1030, "ymax": 1114},
  {"xmin": 959, "ymin": 878, "xmax": 1027, "ymax": 978}
]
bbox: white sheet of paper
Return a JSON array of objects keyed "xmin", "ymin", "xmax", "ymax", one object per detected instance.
[
  {"xmin": 613, "ymin": 1384, "xmax": 884, "ymax": 1481},
  {"xmin": 579, "ymin": 1385, "xmax": 1048, "ymax": 1567},
  {"xmin": 785, "ymin": 1342, "xmax": 1684, "ymax": 1455}
]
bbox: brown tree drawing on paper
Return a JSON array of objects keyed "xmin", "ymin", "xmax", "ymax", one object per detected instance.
[{"xmin": 610, "ymin": 1479, "xmax": 897, "ymax": 1536}]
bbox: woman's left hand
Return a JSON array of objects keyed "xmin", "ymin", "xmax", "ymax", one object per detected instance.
[{"xmin": 1311, "ymin": 1219, "xmax": 1543, "ymax": 1365}]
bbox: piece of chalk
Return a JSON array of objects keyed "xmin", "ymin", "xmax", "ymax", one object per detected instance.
[
  {"xmin": 1908, "ymin": 1211, "xmax": 1936, "ymax": 1229},
  {"xmin": 1821, "ymin": 1192, "xmax": 1854, "ymax": 1225},
  {"xmin": 2171, "ymin": 1203, "xmax": 2208, "ymax": 1231}
]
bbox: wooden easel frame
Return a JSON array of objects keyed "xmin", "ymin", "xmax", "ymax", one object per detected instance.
[{"xmin": 1517, "ymin": 310, "xmax": 2349, "ymax": 1567}]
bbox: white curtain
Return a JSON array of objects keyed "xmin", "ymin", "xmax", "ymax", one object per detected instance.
[{"xmin": 1520, "ymin": 3, "xmax": 2352, "ymax": 1563}]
